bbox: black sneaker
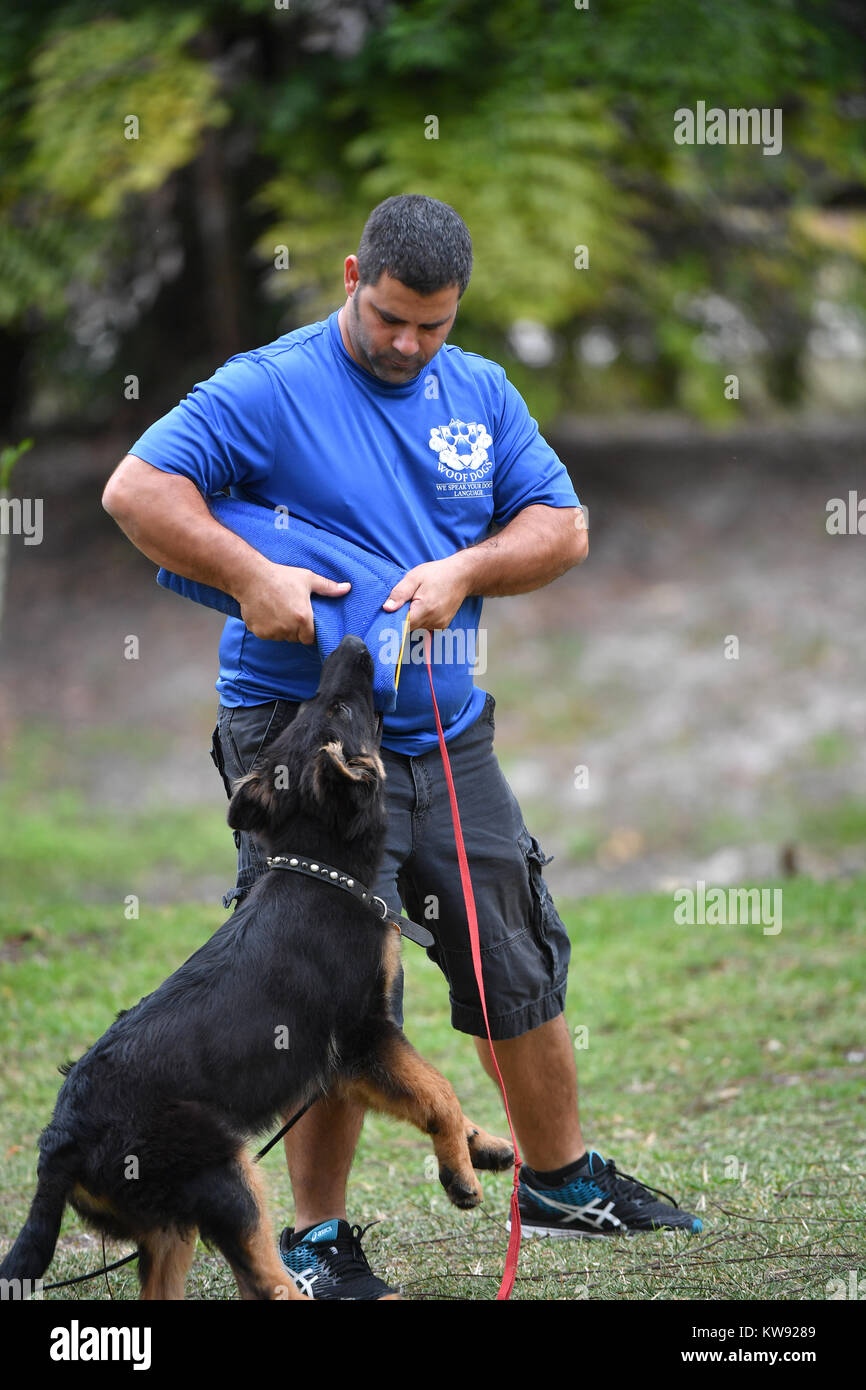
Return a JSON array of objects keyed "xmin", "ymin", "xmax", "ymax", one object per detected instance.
[
  {"xmin": 507, "ymin": 1150, "xmax": 703, "ymax": 1238},
  {"xmin": 279, "ymin": 1219, "xmax": 400, "ymax": 1299}
]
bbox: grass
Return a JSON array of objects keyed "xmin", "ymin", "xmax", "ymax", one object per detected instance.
[{"xmin": 1, "ymin": 775, "xmax": 864, "ymax": 1301}]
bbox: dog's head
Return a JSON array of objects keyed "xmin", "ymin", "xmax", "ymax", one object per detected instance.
[{"xmin": 227, "ymin": 635, "xmax": 386, "ymax": 850}]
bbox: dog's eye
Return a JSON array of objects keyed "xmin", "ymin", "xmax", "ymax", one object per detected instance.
[{"xmin": 330, "ymin": 701, "xmax": 352, "ymax": 720}]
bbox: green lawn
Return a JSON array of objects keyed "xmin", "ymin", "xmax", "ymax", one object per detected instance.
[{"xmin": 1, "ymin": 779, "xmax": 864, "ymax": 1301}]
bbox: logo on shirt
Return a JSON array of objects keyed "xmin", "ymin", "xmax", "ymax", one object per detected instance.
[
  {"xmin": 428, "ymin": 419, "xmax": 492, "ymax": 479},
  {"xmin": 428, "ymin": 419, "xmax": 494, "ymax": 501}
]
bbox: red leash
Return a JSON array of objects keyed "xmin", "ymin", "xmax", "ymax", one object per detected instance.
[{"xmin": 423, "ymin": 631, "xmax": 522, "ymax": 1300}]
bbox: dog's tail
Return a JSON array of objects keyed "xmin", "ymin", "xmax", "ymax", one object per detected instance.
[{"xmin": 0, "ymin": 1158, "xmax": 73, "ymax": 1284}]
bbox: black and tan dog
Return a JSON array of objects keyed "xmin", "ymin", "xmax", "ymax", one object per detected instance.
[{"xmin": 0, "ymin": 635, "xmax": 512, "ymax": 1300}]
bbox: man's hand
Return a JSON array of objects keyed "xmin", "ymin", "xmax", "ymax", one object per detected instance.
[
  {"xmin": 236, "ymin": 561, "xmax": 351, "ymax": 644},
  {"xmin": 380, "ymin": 505, "xmax": 586, "ymax": 632},
  {"xmin": 382, "ymin": 554, "xmax": 471, "ymax": 631}
]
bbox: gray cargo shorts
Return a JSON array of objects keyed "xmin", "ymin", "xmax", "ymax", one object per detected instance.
[{"xmin": 210, "ymin": 692, "xmax": 571, "ymax": 1041}]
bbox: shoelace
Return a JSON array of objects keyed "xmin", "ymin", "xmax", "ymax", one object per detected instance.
[
  {"xmin": 305, "ymin": 1220, "xmax": 380, "ymax": 1280},
  {"xmin": 595, "ymin": 1159, "xmax": 680, "ymax": 1209},
  {"xmin": 343, "ymin": 1220, "xmax": 379, "ymax": 1272}
]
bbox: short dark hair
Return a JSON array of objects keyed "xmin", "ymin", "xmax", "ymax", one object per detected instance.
[{"xmin": 356, "ymin": 195, "xmax": 473, "ymax": 297}]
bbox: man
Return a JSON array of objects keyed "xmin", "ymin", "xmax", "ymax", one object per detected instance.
[{"xmin": 103, "ymin": 194, "xmax": 700, "ymax": 1300}]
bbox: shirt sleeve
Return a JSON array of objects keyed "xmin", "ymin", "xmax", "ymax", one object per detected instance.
[
  {"xmin": 127, "ymin": 354, "xmax": 276, "ymax": 496},
  {"xmin": 492, "ymin": 374, "xmax": 580, "ymax": 527}
]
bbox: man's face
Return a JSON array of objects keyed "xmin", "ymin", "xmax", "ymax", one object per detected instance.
[{"xmin": 341, "ymin": 263, "xmax": 460, "ymax": 385}]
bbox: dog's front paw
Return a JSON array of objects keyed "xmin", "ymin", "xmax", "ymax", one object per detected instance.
[
  {"xmin": 466, "ymin": 1125, "xmax": 515, "ymax": 1172},
  {"xmin": 438, "ymin": 1165, "xmax": 483, "ymax": 1209}
]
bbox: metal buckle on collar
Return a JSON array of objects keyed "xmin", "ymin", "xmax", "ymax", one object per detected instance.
[{"xmin": 370, "ymin": 895, "xmax": 402, "ymax": 936}]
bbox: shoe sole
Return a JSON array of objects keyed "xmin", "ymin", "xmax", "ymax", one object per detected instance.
[
  {"xmin": 507, "ymin": 1219, "xmax": 634, "ymax": 1240},
  {"xmin": 507, "ymin": 1219, "xmax": 696, "ymax": 1239}
]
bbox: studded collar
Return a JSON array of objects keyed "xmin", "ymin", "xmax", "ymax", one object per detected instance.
[{"xmin": 266, "ymin": 854, "xmax": 435, "ymax": 949}]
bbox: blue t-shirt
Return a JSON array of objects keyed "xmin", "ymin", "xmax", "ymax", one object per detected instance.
[{"xmin": 129, "ymin": 309, "xmax": 580, "ymax": 754}]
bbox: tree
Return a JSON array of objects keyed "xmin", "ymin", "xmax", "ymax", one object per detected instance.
[{"xmin": 0, "ymin": 0, "xmax": 863, "ymax": 426}]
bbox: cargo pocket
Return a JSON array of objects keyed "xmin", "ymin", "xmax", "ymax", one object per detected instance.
[
  {"xmin": 220, "ymin": 702, "xmax": 285, "ymax": 779},
  {"xmin": 518, "ymin": 824, "xmax": 568, "ymax": 980},
  {"xmin": 483, "ymin": 692, "xmax": 496, "ymax": 732},
  {"xmin": 211, "ymin": 703, "xmax": 290, "ymax": 912},
  {"xmin": 210, "ymin": 724, "xmax": 235, "ymax": 801}
]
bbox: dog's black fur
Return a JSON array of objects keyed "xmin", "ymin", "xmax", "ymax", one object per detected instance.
[{"xmin": 0, "ymin": 635, "xmax": 512, "ymax": 1300}]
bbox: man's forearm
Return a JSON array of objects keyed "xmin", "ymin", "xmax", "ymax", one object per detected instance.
[
  {"xmin": 453, "ymin": 504, "xmax": 587, "ymax": 598},
  {"xmin": 103, "ymin": 453, "xmax": 353, "ymax": 643},
  {"xmin": 102, "ymin": 455, "xmax": 270, "ymax": 601}
]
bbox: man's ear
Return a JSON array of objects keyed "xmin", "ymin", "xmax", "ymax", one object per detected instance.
[{"xmin": 227, "ymin": 760, "xmax": 293, "ymax": 832}]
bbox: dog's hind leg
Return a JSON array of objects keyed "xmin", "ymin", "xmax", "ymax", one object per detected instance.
[
  {"xmin": 196, "ymin": 1154, "xmax": 307, "ymax": 1301},
  {"xmin": 341, "ymin": 1032, "xmax": 485, "ymax": 1210},
  {"xmin": 138, "ymin": 1228, "xmax": 197, "ymax": 1300}
]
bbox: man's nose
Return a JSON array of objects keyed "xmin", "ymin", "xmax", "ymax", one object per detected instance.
[{"xmin": 392, "ymin": 328, "xmax": 420, "ymax": 356}]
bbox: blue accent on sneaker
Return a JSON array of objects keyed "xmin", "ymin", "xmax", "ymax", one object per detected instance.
[
  {"xmin": 280, "ymin": 1239, "xmax": 325, "ymax": 1283},
  {"xmin": 306, "ymin": 1219, "xmax": 340, "ymax": 1243},
  {"xmin": 520, "ymin": 1171, "xmax": 621, "ymax": 1234},
  {"xmin": 278, "ymin": 1220, "xmax": 398, "ymax": 1299}
]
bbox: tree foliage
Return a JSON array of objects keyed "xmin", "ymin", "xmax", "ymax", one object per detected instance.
[
  {"xmin": 0, "ymin": 0, "xmax": 864, "ymax": 425},
  {"xmin": 24, "ymin": 13, "xmax": 229, "ymax": 217}
]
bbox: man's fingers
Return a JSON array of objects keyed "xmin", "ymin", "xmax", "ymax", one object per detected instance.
[
  {"xmin": 309, "ymin": 573, "xmax": 352, "ymax": 597},
  {"xmin": 383, "ymin": 577, "xmax": 417, "ymax": 611},
  {"xmin": 297, "ymin": 571, "xmax": 348, "ymax": 642},
  {"xmin": 407, "ymin": 597, "xmax": 429, "ymax": 627},
  {"xmin": 237, "ymin": 567, "xmax": 349, "ymax": 643},
  {"xmin": 296, "ymin": 608, "xmax": 316, "ymax": 645}
]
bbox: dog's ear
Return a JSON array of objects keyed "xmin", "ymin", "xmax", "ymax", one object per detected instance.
[
  {"xmin": 312, "ymin": 741, "xmax": 385, "ymax": 800},
  {"xmin": 307, "ymin": 740, "xmax": 386, "ymax": 841},
  {"xmin": 227, "ymin": 759, "xmax": 294, "ymax": 833},
  {"xmin": 227, "ymin": 768, "xmax": 270, "ymax": 832}
]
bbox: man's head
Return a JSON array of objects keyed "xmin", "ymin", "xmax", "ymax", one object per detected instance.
[{"xmin": 339, "ymin": 194, "xmax": 472, "ymax": 385}]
